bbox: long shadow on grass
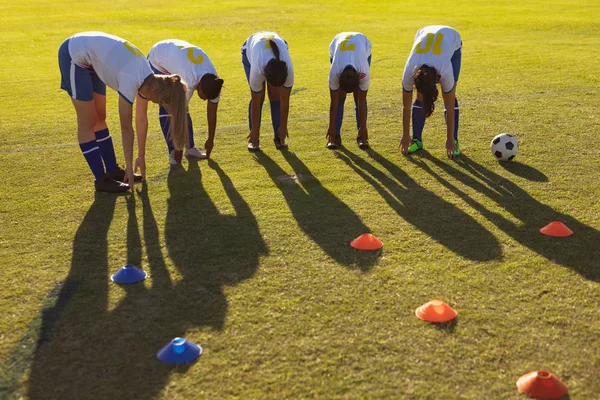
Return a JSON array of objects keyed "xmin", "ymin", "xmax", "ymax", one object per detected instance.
[
  {"xmin": 27, "ymin": 161, "xmax": 267, "ymax": 400},
  {"xmin": 256, "ymin": 151, "xmax": 377, "ymax": 270},
  {"xmin": 335, "ymin": 148, "xmax": 502, "ymax": 262},
  {"xmin": 411, "ymin": 153, "xmax": 600, "ymax": 281}
]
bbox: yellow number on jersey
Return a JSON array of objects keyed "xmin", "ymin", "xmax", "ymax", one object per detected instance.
[
  {"xmin": 340, "ymin": 34, "xmax": 356, "ymax": 52},
  {"xmin": 122, "ymin": 41, "xmax": 144, "ymax": 57},
  {"xmin": 177, "ymin": 45, "xmax": 204, "ymax": 65},
  {"xmin": 415, "ymin": 33, "xmax": 444, "ymax": 55},
  {"xmin": 262, "ymin": 35, "xmax": 275, "ymax": 49}
]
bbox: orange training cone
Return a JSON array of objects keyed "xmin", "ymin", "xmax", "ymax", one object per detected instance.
[
  {"xmin": 415, "ymin": 300, "xmax": 457, "ymax": 323},
  {"xmin": 516, "ymin": 370, "xmax": 568, "ymax": 399},
  {"xmin": 540, "ymin": 221, "xmax": 573, "ymax": 237},
  {"xmin": 350, "ymin": 233, "xmax": 383, "ymax": 250}
]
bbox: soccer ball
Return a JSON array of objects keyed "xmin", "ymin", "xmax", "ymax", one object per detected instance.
[{"xmin": 491, "ymin": 133, "xmax": 518, "ymax": 161}]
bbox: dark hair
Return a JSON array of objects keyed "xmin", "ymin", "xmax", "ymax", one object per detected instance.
[
  {"xmin": 339, "ymin": 65, "xmax": 359, "ymax": 93},
  {"xmin": 414, "ymin": 65, "xmax": 438, "ymax": 118},
  {"xmin": 199, "ymin": 73, "xmax": 224, "ymax": 100},
  {"xmin": 264, "ymin": 39, "xmax": 288, "ymax": 87}
]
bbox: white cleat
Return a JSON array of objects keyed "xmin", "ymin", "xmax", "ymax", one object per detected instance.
[{"xmin": 184, "ymin": 147, "xmax": 208, "ymax": 159}]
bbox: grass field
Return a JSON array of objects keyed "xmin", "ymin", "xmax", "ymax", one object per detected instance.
[{"xmin": 1, "ymin": 0, "xmax": 600, "ymax": 398}]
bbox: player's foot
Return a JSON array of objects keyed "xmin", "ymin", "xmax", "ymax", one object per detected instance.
[
  {"xmin": 326, "ymin": 135, "xmax": 341, "ymax": 150},
  {"xmin": 248, "ymin": 139, "xmax": 260, "ymax": 152},
  {"xmin": 453, "ymin": 140, "xmax": 461, "ymax": 157},
  {"xmin": 356, "ymin": 135, "xmax": 370, "ymax": 150},
  {"xmin": 407, "ymin": 139, "xmax": 423, "ymax": 154},
  {"xmin": 95, "ymin": 175, "xmax": 130, "ymax": 193},
  {"xmin": 106, "ymin": 166, "xmax": 142, "ymax": 182},
  {"xmin": 169, "ymin": 150, "xmax": 183, "ymax": 165},
  {"xmin": 184, "ymin": 147, "xmax": 208, "ymax": 159},
  {"xmin": 274, "ymin": 136, "xmax": 288, "ymax": 150}
]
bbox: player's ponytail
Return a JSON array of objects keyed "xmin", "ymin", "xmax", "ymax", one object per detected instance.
[
  {"xmin": 153, "ymin": 74, "xmax": 189, "ymax": 150},
  {"xmin": 199, "ymin": 74, "xmax": 224, "ymax": 101},
  {"xmin": 264, "ymin": 39, "xmax": 288, "ymax": 87},
  {"xmin": 414, "ymin": 65, "xmax": 438, "ymax": 118},
  {"xmin": 339, "ymin": 65, "xmax": 359, "ymax": 93}
]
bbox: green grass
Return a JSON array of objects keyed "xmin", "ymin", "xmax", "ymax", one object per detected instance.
[{"xmin": 1, "ymin": 0, "xmax": 600, "ymax": 398}]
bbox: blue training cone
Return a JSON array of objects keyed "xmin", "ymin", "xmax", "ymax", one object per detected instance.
[
  {"xmin": 157, "ymin": 337, "xmax": 202, "ymax": 364},
  {"xmin": 110, "ymin": 264, "xmax": 148, "ymax": 284}
]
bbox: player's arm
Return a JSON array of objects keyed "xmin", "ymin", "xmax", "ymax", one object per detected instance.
[
  {"xmin": 118, "ymin": 96, "xmax": 135, "ymax": 188},
  {"xmin": 205, "ymin": 101, "xmax": 218, "ymax": 157},
  {"xmin": 400, "ymin": 89, "xmax": 413, "ymax": 154},
  {"xmin": 442, "ymin": 88, "xmax": 456, "ymax": 159},
  {"xmin": 134, "ymin": 94, "xmax": 149, "ymax": 178}
]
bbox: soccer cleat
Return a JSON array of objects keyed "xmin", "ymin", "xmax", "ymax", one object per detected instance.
[
  {"xmin": 95, "ymin": 175, "xmax": 130, "ymax": 193},
  {"xmin": 274, "ymin": 136, "xmax": 289, "ymax": 150},
  {"xmin": 169, "ymin": 150, "xmax": 183, "ymax": 165},
  {"xmin": 247, "ymin": 139, "xmax": 260, "ymax": 152},
  {"xmin": 453, "ymin": 140, "xmax": 461, "ymax": 157},
  {"xmin": 407, "ymin": 139, "xmax": 423, "ymax": 154},
  {"xmin": 184, "ymin": 147, "xmax": 208, "ymax": 159},
  {"xmin": 106, "ymin": 166, "xmax": 142, "ymax": 182},
  {"xmin": 326, "ymin": 135, "xmax": 341, "ymax": 150},
  {"xmin": 357, "ymin": 135, "xmax": 370, "ymax": 150}
]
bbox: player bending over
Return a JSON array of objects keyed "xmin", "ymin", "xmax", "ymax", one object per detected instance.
[
  {"xmin": 400, "ymin": 26, "xmax": 462, "ymax": 159},
  {"xmin": 326, "ymin": 32, "xmax": 372, "ymax": 150},
  {"xmin": 145, "ymin": 39, "xmax": 223, "ymax": 165},
  {"xmin": 58, "ymin": 31, "xmax": 187, "ymax": 192},
  {"xmin": 241, "ymin": 32, "xmax": 294, "ymax": 151}
]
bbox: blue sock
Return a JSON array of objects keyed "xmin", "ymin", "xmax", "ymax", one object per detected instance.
[
  {"xmin": 187, "ymin": 113, "xmax": 195, "ymax": 148},
  {"xmin": 80, "ymin": 140, "xmax": 105, "ymax": 181},
  {"xmin": 444, "ymin": 98, "xmax": 460, "ymax": 141},
  {"xmin": 270, "ymin": 101, "xmax": 281, "ymax": 139},
  {"xmin": 248, "ymin": 100, "xmax": 263, "ymax": 131},
  {"xmin": 353, "ymin": 95, "xmax": 368, "ymax": 131},
  {"xmin": 412, "ymin": 99, "xmax": 425, "ymax": 141},
  {"xmin": 95, "ymin": 128, "xmax": 117, "ymax": 172},
  {"xmin": 335, "ymin": 95, "xmax": 346, "ymax": 137},
  {"xmin": 159, "ymin": 106, "xmax": 174, "ymax": 153}
]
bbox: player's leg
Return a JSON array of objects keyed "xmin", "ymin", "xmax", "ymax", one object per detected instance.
[
  {"xmin": 267, "ymin": 83, "xmax": 281, "ymax": 140},
  {"xmin": 445, "ymin": 47, "xmax": 461, "ymax": 156},
  {"xmin": 184, "ymin": 113, "xmax": 207, "ymax": 159},
  {"xmin": 92, "ymin": 90, "xmax": 118, "ymax": 174}
]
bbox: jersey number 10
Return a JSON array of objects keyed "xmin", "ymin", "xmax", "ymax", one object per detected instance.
[{"xmin": 415, "ymin": 33, "xmax": 444, "ymax": 55}]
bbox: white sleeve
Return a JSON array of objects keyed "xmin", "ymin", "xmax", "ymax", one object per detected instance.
[
  {"xmin": 359, "ymin": 71, "xmax": 370, "ymax": 92},
  {"xmin": 249, "ymin": 67, "xmax": 265, "ymax": 93},
  {"xmin": 440, "ymin": 70, "xmax": 455, "ymax": 93},
  {"xmin": 329, "ymin": 66, "xmax": 339, "ymax": 90},
  {"xmin": 209, "ymin": 94, "xmax": 220, "ymax": 104},
  {"xmin": 329, "ymin": 36, "xmax": 337, "ymax": 58},
  {"xmin": 365, "ymin": 36, "xmax": 372, "ymax": 56},
  {"xmin": 401, "ymin": 63, "xmax": 414, "ymax": 92},
  {"xmin": 283, "ymin": 59, "xmax": 294, "ymax": 89},
  {"xmin": 118, "ymin": 73, "xmax": 138, "ymax": 104}
]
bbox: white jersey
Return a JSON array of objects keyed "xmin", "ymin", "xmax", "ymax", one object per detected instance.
[
  {"xmin": 329, "ymin": 32, "xmax": 372, "ymax": 91},
  {"xmin": 148, "ymin": 39, "xmax": 220, "ymax": 104},
  {"xmin": 402, "ymin": 26, "xmax": 462, "ymax": 93},
  {"xmin": 68, "ymin": 31, "xmax": 152, "ymax": 104},
  {"xmin": 243, "ymin": 32, "xmax": 294, "ymax": 92}
]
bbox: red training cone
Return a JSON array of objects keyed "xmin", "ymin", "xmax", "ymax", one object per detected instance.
[
  {"xmin": 517, "ymin": 370, "xmax": 568, "ymax": 399},
  {"xmin": 350, "ymin": 233, "xmax": 383, "ymax": 250},
  {"xmin": 540, "ymin": 221, "xmax": 573, "ymax": 237},
  {"xmin": 415, "ymin": 300, "xmax": 457, "ymax": 323}
]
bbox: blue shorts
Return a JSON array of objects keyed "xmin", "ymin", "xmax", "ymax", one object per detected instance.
[
  {"xmin": 451, "ymin": 47, "xmax": 462, "ymax": 83},
  {"xmin": 241, "ymin": 41, "xmax": 251, "ymax": 83},
  {"xmin": 58, "ymin": 39, "xmax": 106, "ymax": 101}
]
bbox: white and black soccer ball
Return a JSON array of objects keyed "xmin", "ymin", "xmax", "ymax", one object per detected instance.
[{"xmin": 491, "ymin": 133, "xmax": 518, "ymax": 161}]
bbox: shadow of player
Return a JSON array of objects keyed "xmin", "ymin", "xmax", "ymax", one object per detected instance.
[
  {"xmin": 256, "ymin": 151, "xmax": 378, "ymax": 271},
  {"xmin": 334, "ymin": 148, "xmax": 502, "ymax": 262},
  {"xmin": 27, "ymin": 160, "xmax": 267, "ymax": 400},
  {"xmin": 411, "ymin": 152, "xmax": 599, "ymax": 281}
]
